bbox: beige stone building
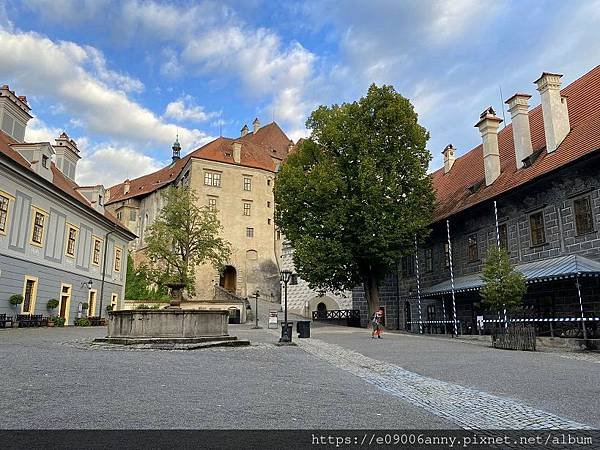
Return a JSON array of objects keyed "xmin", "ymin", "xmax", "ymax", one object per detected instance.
[{"xmin": 105, "ymin": 120, "xmax": 292, "ymax": 316}]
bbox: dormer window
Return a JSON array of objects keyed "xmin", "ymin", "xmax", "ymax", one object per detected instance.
[{"xmin": 42, "ymin": 155, "xmax": 48, "ymax": 168}]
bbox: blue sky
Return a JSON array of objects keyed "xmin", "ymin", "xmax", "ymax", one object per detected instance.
[{"xmin": 1, "ymin": 0, "xmax": 599, "ymax": 187}]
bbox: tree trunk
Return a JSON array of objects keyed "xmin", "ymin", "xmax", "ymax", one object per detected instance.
[{"xmin": 363, "ymin": 271, "xmax": 380, "ymax": 321}]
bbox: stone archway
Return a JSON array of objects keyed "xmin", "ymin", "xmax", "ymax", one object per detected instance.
[{"xmin": 220, "ymin": 266, "xmax": 237, "ymax": 293}]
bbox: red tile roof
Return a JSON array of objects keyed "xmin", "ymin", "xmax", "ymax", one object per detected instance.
[
  {"xmin": 106, "ymin": 124, "xmax": 290, "ymax": 205},
  {"xmin": 240, "ymin": 122, "xmax": 292, "ymax": 160},
  {"xmin": 0, "ymin": 130, "xmax": 132, "ymax": 234},
  {"xmin": 431, "ymin": 65, "xmax": 600, "ymax": 223}
]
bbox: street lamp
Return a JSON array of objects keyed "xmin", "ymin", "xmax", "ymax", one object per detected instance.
[
  {"xmin": 279, "ymin": 270, "xmax": 293, "ymax": 343},
  {"xmin": 251, "ymin": 290, "xmax": 261, "ymax": 329},
  {"xmin": 81, "ymin": 279, "xmax": 93, "ymax": 290}
]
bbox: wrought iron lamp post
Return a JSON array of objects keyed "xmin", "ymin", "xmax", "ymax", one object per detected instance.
[
  {"xmin": 279, "ymin": 270, "xmax": 292, "ymax": 343},
  {"xmin": 251, "ymin": 290, "xmax": 261, "ymax": 329}
]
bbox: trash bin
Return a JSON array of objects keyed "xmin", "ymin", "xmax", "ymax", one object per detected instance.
[
  {"xmin": 281, "ymin": 322, "xmax": 293, "ymax": 341},
  {"xmin": 297, "ymin": 320, "xmax": 311, "ymax": 338}
]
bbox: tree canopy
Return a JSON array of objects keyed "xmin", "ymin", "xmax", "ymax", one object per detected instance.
[
  {"xmin": 145, "ymin": 186, "xmax": 231, "ymax": 296},
  {"xmin": 480, "ymin": 247, "xmax": 527, "ymax": 313},
  {"xmin": 274, "ymin": 84, "xmax": 435, "ymax": 315}
]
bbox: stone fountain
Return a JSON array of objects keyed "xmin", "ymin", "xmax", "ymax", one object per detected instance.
[{"xmin": 94, "ymin": 283, "xmax": 249, "ymax": 349}]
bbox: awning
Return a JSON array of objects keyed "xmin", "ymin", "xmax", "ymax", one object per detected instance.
[{"xmin": 421, "ymin": 254, "xmax": 600, "ymax": 296}]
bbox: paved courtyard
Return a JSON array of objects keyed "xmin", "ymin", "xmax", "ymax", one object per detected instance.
[{"xmin": 0, "ymin": 301, "xmax": 598, "ymax": 430}]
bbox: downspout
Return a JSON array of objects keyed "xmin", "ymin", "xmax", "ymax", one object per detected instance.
[{"xmin": 99, "ymin": 225, "xmax": 117, "ymax": 318}]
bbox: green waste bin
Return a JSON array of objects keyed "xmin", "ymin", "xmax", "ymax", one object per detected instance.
[{"xmin": 297, "ymin": 320, "xmax": 311, "ymax": 338}]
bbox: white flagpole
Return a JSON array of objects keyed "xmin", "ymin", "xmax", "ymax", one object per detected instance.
[
  {"xmin": 414, "ymin": 235, "xmax": 423, "ymax": 334},
  {"xmin": 494, "ymin": 200, "xmax": 508, "ymax": 330},
  {"xmin": 446, "ymin": 219, "xmax": 458, "ymax": 335}
]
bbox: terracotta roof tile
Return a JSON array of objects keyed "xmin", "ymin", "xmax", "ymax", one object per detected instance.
[
  {"xmin": 432, "ymin": 65, "xmax": 600, "ymax": 223},
  {"xmin": 239, "ymin": 122, "xmax": 292, "ymax": 160}
]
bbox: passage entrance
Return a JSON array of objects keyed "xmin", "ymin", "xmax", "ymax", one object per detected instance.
[{"xmin": 220, "ymin": 266, "xmax": 237, "ymax": 293}]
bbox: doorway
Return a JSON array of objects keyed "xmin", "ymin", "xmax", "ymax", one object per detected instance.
[
  {"xmin": 404, "ymin": 301, "xmax": 412, "ymax": 331},
  {"xmin": 220, "ymin": 266, "xmax": 237, "ymax": 293},
  {"xmin": 88, "ymin": 290, "xmax": 97, "ymax": 317},
  {"xmin": 59, "ymin": 284, "xmax": 72, "ymax": 324}
]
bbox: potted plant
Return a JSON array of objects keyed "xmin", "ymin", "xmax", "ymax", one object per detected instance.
[
  {"xmin": 51, "ymin": 316, "xmax": 66, "ymax": 327},
  {"xmin": 9, "ymin": 294, "xmax": 23, "ymax": 326},
  {"xmin": 81, "ymin": 302, "xmax": 89, "ymax": 317},
  {"xmin": 46, "ymin": 299, "xmax": 59, "ymax": 327}
]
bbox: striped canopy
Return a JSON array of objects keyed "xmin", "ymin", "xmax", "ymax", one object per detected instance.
[{"xmin": 421, "ymin": 254, "xmax": 600, "ymax": 296}]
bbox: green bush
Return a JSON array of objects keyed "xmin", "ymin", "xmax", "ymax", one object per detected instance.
[
  {"xmin": 74, "ymin": 317, "xmax": 90, "ymax": 326},
  {"xmin": 47, "ymin": 299, "xmax": 59, "ymax": 309},
  {"xmin": 106, "ymin": 305, "xmax": 113, "ymax": 312},
  {"xmin": 51, "ymin": 316, "xmax": 66, "ymax": 327},
  {"xmin": 81, "ymin": 302, "xmax": 89, "ymax": 310},
  {"xmin": 9, "ymin": 294, "xmax": 23, "ymax": 305},
  {"xmin": 151, "ymin": 305, "xmax": 161, "ymax": 309},
  {"xmin": 135, "ymin": 304, "xmax": 151, "ymax": 309}
]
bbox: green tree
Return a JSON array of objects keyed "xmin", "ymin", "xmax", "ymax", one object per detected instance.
[
  {"xmin": 480, "ymin": 247, "xmax": 527, "ymax": 313},
  {"xmin": 274, "ymin": 84, "xmax": 435, "ymax": 316},
  {"xmin": 124, "ymin": 254, "xmax": 170, "ymax": 301},
  {"xmin": 145, "ymin": 186, "xmax": 231, "ymax": 296}
]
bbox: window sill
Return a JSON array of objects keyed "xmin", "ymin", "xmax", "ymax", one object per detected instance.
[
  {"xmin": 575, "ymin": 229, "xmax": 597, "ymax": 238},
  {"xmin": 529, "ymin": 242, "xmax": 548, "ymax": 248}
]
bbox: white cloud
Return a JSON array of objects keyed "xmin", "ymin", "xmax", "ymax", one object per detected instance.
[
  {"xmin": 24, "ymin": 117, "xmax": 62, "ymax": 143},
  {"xmin": 76, "ymin": 143, "xmax": 164, "ymax": 187},
  {"xmin": 163, "ymin": 95, "xmax": 218, "ymax": 123},
  {"xmin": 0, "ymin": 28, "xmax": 212, "ymax": 151}
]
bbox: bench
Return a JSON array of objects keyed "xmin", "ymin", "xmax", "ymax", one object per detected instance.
[
  {"xmin": 17, "ymin": 314, "xmax": 44, "ymax": 327},
  {"xmin": 0, "ymin": 313, "xmax": 13, "ymax": 328}
]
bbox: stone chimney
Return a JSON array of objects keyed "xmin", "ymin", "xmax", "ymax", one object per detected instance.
[
  {"xmin": 252, "ymin": 117, "xmax": 260, "ymax": 133},
  {"xmin": 475, "ymin": 107, "xmax": 503, "ymax": 186},
  {"xmin": 534, "ymin": 72, "xmax": 570, "ymax": 153},
  {"xmin": 171, "ymin": 136, "xmax": 181, "ymax": 163},
  {"xmin": 241, "ymin": 124, "xmax": 249, "ymax": 137},
  {"xmin": 124, "ymin": 179, "xmax": 130, "ymax": 195},
  {"xmin": 232, "ymin": 142, "xmax": 242, "ymax": 164},
  {"xmin": 442, "ymin": 144, "xmax": 456, "ymax": 174},
  {"xmin": 53, "ymin": 132, "xmax": 80, "ymax": 181},
  {"xmin": 506, "ymin": 93, "xmax": 533, "ymax": 169},
  {"xmin": 0, "ymin": 84, "xmax": 32, "ymax": 143}
]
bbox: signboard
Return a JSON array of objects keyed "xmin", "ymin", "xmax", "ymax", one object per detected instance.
[
  {"xmin": 476, "ymin": 315, "xmax": 484, "ymax": 331},
  {"xmin": 268, "ymin": 310, "xmax": 279, "ymax": 329}
]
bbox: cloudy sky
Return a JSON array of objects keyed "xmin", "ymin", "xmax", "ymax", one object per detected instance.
[{"xmin": 1, "ymin": 0, "xmax": 599, "ymax": 187}]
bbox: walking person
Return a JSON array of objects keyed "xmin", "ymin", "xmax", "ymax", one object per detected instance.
[{"xmin": 371, "ymin": 307, "xmax": 384, "ymax": 339}]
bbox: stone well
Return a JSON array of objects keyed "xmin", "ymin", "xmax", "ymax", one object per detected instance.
[{"xmin": 95, "ymin": 309, "xmax": 249, "ymax": 347}]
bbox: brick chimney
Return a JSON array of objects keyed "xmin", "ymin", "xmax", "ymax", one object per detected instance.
[
  {"xmin": 534, "ymin": 72, "xmax": 570, "ymax": 153},
  {"xmin": 475, "ymin": 107, "xmax": 503, "ymax": 186},
  {"xmin": 53, "ymin": 132, "xmax": 81, "ymax": 181},
  {"xmin": 442, "ymin": 144, "xmax": 456, "ymax": 174},
  {"xmin": 232, "ymin": 142, "xmax": 242, "ymax": 164},
  {"xmin": 506, "ymin": 93, "xmax": 533, "ymax": 169},
  {"xmin": 252, "ymin": 117, "xmax": 260, "ymax": 133},
  {"xmin": 241, "ymin": 124, "xmax": 249, "ymax": 137}
]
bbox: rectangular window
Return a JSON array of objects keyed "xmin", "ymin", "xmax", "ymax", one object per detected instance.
[
  {"xmin": 42, "ymin": 155, "xmax": 48, "ymax": 168},
  {"xmin": 129, "ymin": 210, "xmax": 136, "ymax": 222},
  {"xmin": 208, "ymin": 198, "xmax": 217, "ymax": 211},
  {"xmin": 116, "ymin": 211, "xmax": 122, "ymax": 221},
  {"xmin": 243, "ymin": 202, "xmax": 251, "ymax": 216},
  {"xmin": 114, "ymin": 247, "xmax": 122, "ymax": 272},
  {"xmin": 92, "ymin": 237, "xmax": 102, "ymax": 266},
  {"xmin": 424, "ymin": 248, "xmax": 433, "ymax": 272},
  {"xmin": 427, "ymin": 304, "xmax": 436, "ymax": 321},
  {"xmin": 204, "ymin": 171, "xmax": 222, "ymax": 187},
  {"xmin": 499, "ymin": 223, "xmax": 509, "ymax": 251},
  {"xmin": 30, "ymin": 209, "xmax": 47, "ymax": 246},
  {"xmin": 0, "ymin": 193, "xmax": 10, "ymax": 234},
  {"xmin": 529, "ymin": 211, "xmax": 546, "ymax": 246},
  {"xmin": 267, "ymin": 218, "xmax": 271, "ymax": 225},
  {"xmin": 243, "ymin": 177, "xmax": 252, "ymax": 191},
  {"xmin": 276, "ymin": 230, "xmax": 281, "ymax": 240},
  {"xmin": 111, "ymin": 293, "xmax": 118, "ymax": 311},
  {"xmin": 65, "ymin": 225, "xmax": 78, "ymax": 257},
  {"xmin": 22, "ymin": 277, "xmax": 38, "ymax": 314},
  {"xmin": 267, "ymin": 179, "xmax": 271, "ymax": 186},
  {"xmin": 467, "ymin": 234, "xmax": 478, "ymax": 262},
  {"xmin": 401, "ymin": 254, "xmax": 415, "ymax": 278},
  {"xmin": 443, "ymin": 243, "xmax": 450, "ymax": 268},
  {"xmin": 246, "ymin": 227, "xmax": 254, "ymax": 238},
  {"xmin": 267, "ymin": 201, "xmax": 271, "ymax": 208},
  {"xmin": 574, "ymin": 196, "xmax": 594, "ymax": 235}
]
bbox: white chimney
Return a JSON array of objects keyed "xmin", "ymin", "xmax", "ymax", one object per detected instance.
[
  {"xmin": 241, "ymin": 124, "xmax": 249, "ymax": 137},
  {"xmin": 252, "ymin": 117, "xmax": 260, "ymax": 133},
  {"xmin": 232, "ymin": 142, "xmax": 242, "ymax": 164},
  {"xmin": 534, "ymin": 72, "xmax": 570, "ymax": 153},
  {"xmin": 442, "ymin": 144, "xmax": 456, "ymax": 174},
  {"xmin": 475, "ymin": 107, "xmax": 503, "ymax": 186},
  {"xmin": 123, "ymin": 179, "xmax": 130, "ymax": 195},
  {"xmin": 506, "ymin": 93, "xmax": 533, "ymax": 169},
  {"xmin": 0, "ymin": 85, "xmax": 32, "ymax": 143},
  {"xmin": 53, "ymin": 132, "xmax": 81, "ymax": 181}
]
